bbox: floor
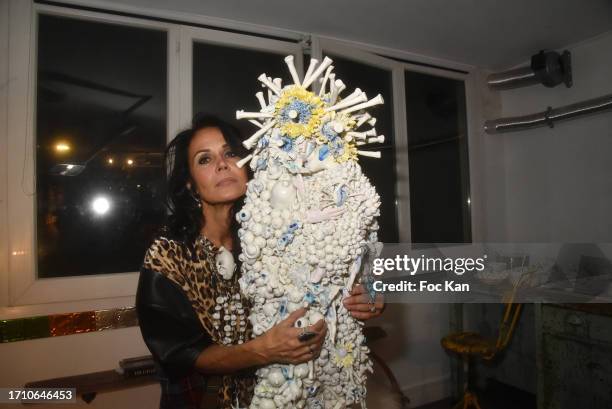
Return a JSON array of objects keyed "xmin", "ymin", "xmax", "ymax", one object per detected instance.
[{"xmin": 414, "ymin": 379, "xmax": 537, "ymax": 409}]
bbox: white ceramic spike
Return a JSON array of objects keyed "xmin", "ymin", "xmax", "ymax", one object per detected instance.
[
  {"xmin": 328, "ymin": 73, "xmax": 336, "ymax": 89},
  {"xmin": 257, "ymin": 74, "xmax": 281, "ymax": 95},
  {"xmin": 346, "ymin": 131, "xmax": 368, "ymax": 140},
  {"xmin": 336, "ymin": 79, "xmax": 346, "ymax": 94},
  {"xmin": 249, "ymin": 119, "xmax": 263, "ymax": 128},
  {"xmin": 356, "ymin": 113, "xmax": 372, "ymax": 127},
  {"xmin": 236, "ymin": 154, "xmax": 253, "ymax": 168},
  {"xmin": 367, "ymin": 135, "xmax": 385, "ymax": 144},
  {"xmin": 357, "ymin": 150, "xmax": 381, "ymax": 158},
  {"xmin": 273, "ymin": 77, "xmax": 282, "ymax": 90},
  {"xmin": 255, "ymin": 92, "xmax": 267, "ymax": 109},
  {"xmin": 340, "ymin": 94, "xmax": 384, "ymax": 114},
  {"xmin": 243, "ymin": 120, "xmax": 276, "ymax": 150},
  {"xmin": 302, "ymin": 56, "xmax": 333, "ymax": 89},
  {"xmin": 330, "ymin": 79, "xmax": 344, "ymax": 104},
  {"xmin": 367, "ymin": 117, "xmax": 377, "ymax": 127},
  {"xmin": 365, "ymin": 128, "xmax": 377, "ymax": 137},
  {"xmin": 324, "ymin": 89, "xmax": 367, "ymax": 112},
  {"xmin": 236, "ymin": 110, "xmax": 274, "ymax": 120},
  {"xmin": 284, "ymin": 55, "xmax": 302, "ymax": 86},
  {"xmin": 318, "ymin": 65, "xmax": 334, "ymax": 96},
  {"xmin": 302, "ymin": 58, "xmax": 318, "ymax": 88}
]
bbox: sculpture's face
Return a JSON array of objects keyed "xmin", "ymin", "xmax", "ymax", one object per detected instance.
[{"xmin": 187, "ymin": 127, "xmax": 248, "ymax": 205}]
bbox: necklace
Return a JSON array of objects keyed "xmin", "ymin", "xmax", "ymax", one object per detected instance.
[{"xmin": 199, "ymin": 235, "xmax": 247, "ymax": 346}]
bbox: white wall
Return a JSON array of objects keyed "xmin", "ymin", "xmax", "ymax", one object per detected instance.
[
  {"xmin": 496, "ymin": 31, "xmax": 612, "ymax": 243},
  {"xmin": 469, "ymin": 30, "xmax": 612, "ymax": 395}
]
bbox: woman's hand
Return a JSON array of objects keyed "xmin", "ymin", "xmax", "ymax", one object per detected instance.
[
  {"xmin": 255, "ymin": 307, "xmax": 327, "ymax": 365},
  {"xmin": 343, "ymin": 284, "xmax": 385, "ymax": 320}
]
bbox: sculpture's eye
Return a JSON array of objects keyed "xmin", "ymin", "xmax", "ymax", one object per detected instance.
[
  {"xmin": 295, "ymin": 318, "xmax": 307, "ymax": 328},
  {"xmin": 288, "ymin": 109, "xmax": 299, "ymax": 122},
  {"xmin": 237, "ymin": 209, "xmax": 251, "ymax": 222}
]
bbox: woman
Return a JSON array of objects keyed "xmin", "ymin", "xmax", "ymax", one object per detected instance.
[{"xmin": 136, "ymin": 114, "xmax": 384, "ymax": 409}]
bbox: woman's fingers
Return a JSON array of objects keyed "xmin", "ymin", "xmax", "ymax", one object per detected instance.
[
  {"xmin": 343, "ymin": 292, "xmax": 370, "ymax": 306},
  {"xmin": 346, "ymin": 310, "xmax": 376, "ymax": 320},
  {"xmin": 308, "ymin": 319, "xmax": 326, "ymax": 333},
  {"xmin": 282, "ymin": 307, "xmax": 307, "ymax": 327},
  {"xmin": 350, "ymin": 284, "xmax": 366, "ymax": 295}
]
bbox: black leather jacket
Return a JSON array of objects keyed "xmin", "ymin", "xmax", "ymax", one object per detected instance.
[{"xmin": 136, "ymin": 267, "xmax": 212, "ymax": 379}]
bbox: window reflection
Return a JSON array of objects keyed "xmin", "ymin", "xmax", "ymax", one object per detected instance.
[{"xmin": 36, "ymin": 15, "xmax": 167, "ymax": 277}]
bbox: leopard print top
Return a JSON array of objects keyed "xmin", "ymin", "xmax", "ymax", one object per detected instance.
[{"xmin": 143, "ymin": 235, "xmax": 255, "ymax": 408}]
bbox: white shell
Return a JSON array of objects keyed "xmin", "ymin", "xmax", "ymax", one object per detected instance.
[
  {"xmin": 270, "ymin": 181, "xmax": 296, "ymax": 209},
  {"xmin": 215, "ymin": 246, "xmax": 236, "ymax": 280},
  {"xmin": 294, "ymin": 364, "xmax": 309, "ymax": 379},
  {"xmin": 267, "ymin": 368, "xmax": 285, "ymax": 387}
]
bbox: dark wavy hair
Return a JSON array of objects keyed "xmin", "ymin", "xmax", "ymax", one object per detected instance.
[{"xmin": 161, "ymin": 113, "xmax": 250, "ymax": 252}]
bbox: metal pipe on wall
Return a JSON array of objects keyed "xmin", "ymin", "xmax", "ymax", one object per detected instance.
[
  {"xmin": 487, "ymin": 66, "xmax": 540, "ymax": 90},
  {"xmin": 484, "ymin": 93, "xmax": 612, "ymax": 134}
]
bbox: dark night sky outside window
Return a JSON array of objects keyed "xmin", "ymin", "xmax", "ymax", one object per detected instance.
[
  {"xmin": 36, "ymin": 15, "xmax": 167, "ymax": 277},
  {"xmin": 405, "ymin": 71, "xmax": 471, "ymax": 243}
]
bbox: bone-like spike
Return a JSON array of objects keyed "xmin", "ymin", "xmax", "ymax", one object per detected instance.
[
  {"xmin": 336, "ymin": 80, "xmax": 346, "ymax": 94},
  {"xmin": 318, "ymin": 65, "xmax": 334, "ymax": 96},
  {"xmin": 347, "ymin": 131, "xmax": 368, "ymax": 140},
  {"xmin": 284, "ymin": 55, "xmax": 302, "ymax": 86},
  {"xmin": 356, "ymin": 113, "xmax": 371, "ymax": 128},
  {"xmin": 324, "ymin": 89, "xmax": 367, "ymax": 112},
  {"xmin": 340, "ymin": 94, "xmax": 384, "ymax": 114},
  {"xmin": 243, "ymin": 120, "xmax": 276, "ymax": 150},
  {"xmin": 365, "ymin": 128, "xmax": 377, "ymax": 137},
  {"xmin": 367, "ymin": 117, "xmax": 377, "ymax": 127},
  {"xmin": 357, "ymin": 150, "xmax": 381, "ymax": 158},
  {"xmin": 236, "ymin": 154, "xmax": 253, "ymax": 168},
  {"xmin": 302, "ymin": 58, "xmax": 318, "ymax": 88},
  {"xmin": 236, "ymin": 110, "xmax": 274, "ymax": 120},
  {"xmin": 249, "ymin": 119, "xmax": 263, "ymax": 128},
  {"xmin": 302, "ymin": 56, "xmax": 333, "ymax": 89},
  {"xmin": 257, "ymin": 74, "xmax": 281, "ymax": 95},
  {"xmin": 255, "ymin": 92, "xmax": 267, "ymax": 109},
  {"xmin": 367, "ymin": 135, "xmax": 385, "ymax": 144},
  {"xmin": 330, "ymin": 79, "xmax": 344, "ymax": 104},
  {"xmin": 273, "ymin": 77, "xmax": 282, "ymax": 90}
]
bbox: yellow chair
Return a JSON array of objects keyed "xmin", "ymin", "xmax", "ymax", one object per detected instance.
[{"xmin": 441, "ymin": 273, "xmax": 531, "ymax": 409}]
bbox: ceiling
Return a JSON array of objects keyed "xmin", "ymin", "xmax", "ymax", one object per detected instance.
[{"xmin": 99, "ymin": 0, "xmax": 612, "ymax": 70}]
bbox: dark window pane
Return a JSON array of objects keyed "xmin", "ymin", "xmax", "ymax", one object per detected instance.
[
  {"xmin": 328, "ymin": 55, "xmax": 398, "ymax": 243},
  {"xmin": 193, "ymin": 42, "xmax": 293, "ymax": 137},
  {"xmin": 405, "ymin": 71, "xmax": 471, "ymax": 243},
  {"xmin": 36, "ymin": 15, "xmax": 167, "ymax": 277}
]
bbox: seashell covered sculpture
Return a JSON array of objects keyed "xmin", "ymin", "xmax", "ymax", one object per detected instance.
[{"xmin": 236, "ymin": 55, "xmax": 383, "ymax": 409}]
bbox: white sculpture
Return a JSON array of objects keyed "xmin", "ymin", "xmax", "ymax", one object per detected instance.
[{"xmin": 236, "ymin": 55, "xmax": 383, "ymax": 409}]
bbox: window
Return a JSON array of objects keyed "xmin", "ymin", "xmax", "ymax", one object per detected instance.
[
  {"xmin": 193, "ymin": 41, "xmax": 295, "ymax": 137},
  {"xmin": 5, "ymin": 3, "xmax": 475, "ymax": 308},
  {"xmin": 35, "ymin": 14, "xmax": 168, "ymax": 277},
  {"xmin": 325, "ymin": 53, "xmax": 399, "ymax": 243},
  {"xmin": 405, "ymin": 71, "xmax": 471, "ymax": 243}
]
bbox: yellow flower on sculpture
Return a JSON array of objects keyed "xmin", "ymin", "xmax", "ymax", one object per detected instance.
[{"xmin": 275, "ymin": 86, "xmax": 324, "ymax": 139}]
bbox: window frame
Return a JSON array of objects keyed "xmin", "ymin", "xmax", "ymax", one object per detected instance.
[{"xmin": 5, "ymin": 2, "xmax": 180, "ymax": 309}]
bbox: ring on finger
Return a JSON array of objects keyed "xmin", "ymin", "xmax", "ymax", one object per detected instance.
[{"xmin": 370, "ymin": 305, "xmax": 376, "ymax": 313}]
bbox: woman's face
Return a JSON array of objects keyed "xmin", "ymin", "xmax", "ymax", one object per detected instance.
[{"xmin": 187, "ymin": 126, "xmax": 248, "ymax": 205}]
